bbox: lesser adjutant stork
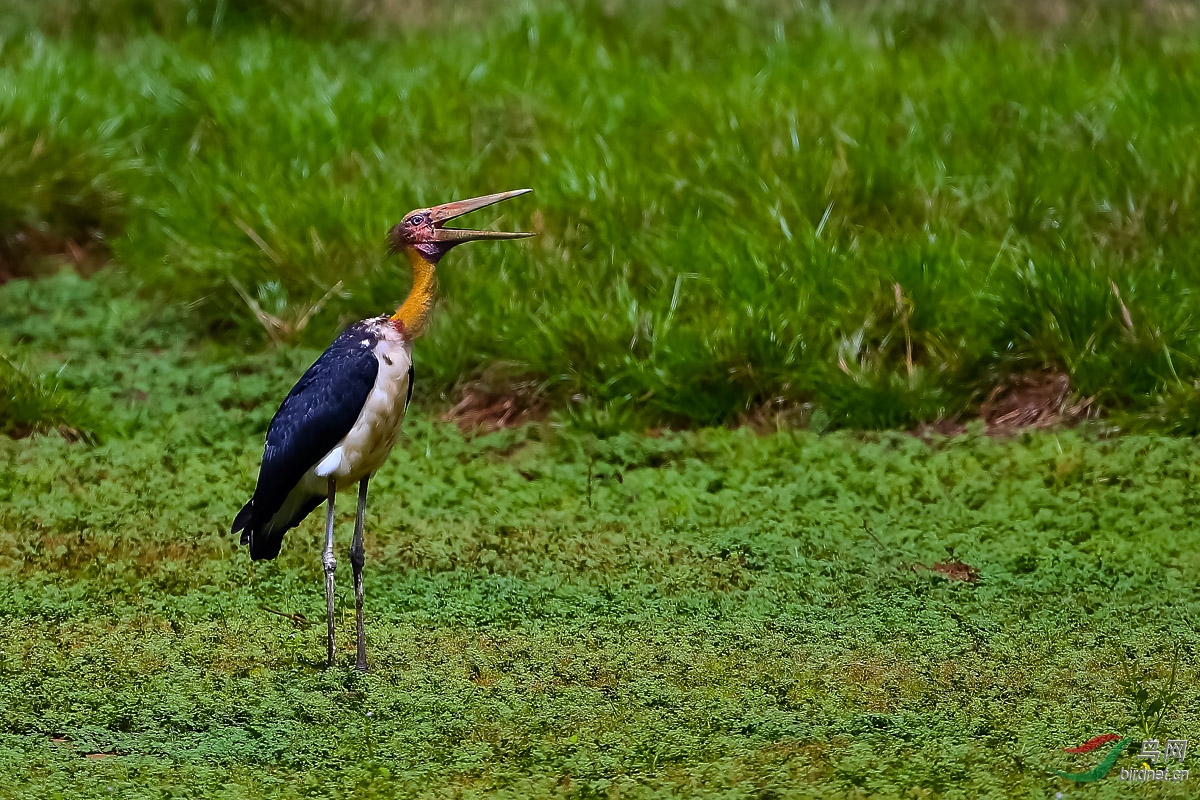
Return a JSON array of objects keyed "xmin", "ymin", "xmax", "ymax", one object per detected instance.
[{"xmin": 233, "ymin": 189, "xmax": 534, "ymax": 670}]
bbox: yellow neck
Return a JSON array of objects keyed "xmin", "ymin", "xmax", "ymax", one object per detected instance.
[{"xmin": 390, "ymin": 247, "xmax": 437, "ymax": 337}]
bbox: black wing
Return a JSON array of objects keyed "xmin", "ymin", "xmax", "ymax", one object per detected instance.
[{"xmin": 233, "ymin": 321, "xmax": 382, "ymax": 560}]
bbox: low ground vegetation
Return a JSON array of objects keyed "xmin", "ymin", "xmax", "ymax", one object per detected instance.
[
  {"xmin": 3, "ymin": 2, "xmax": 1200, "ymax": 796},
  {"xmin": 2, "ymin": 272, "xmax": 1199, "ymax": 797}
]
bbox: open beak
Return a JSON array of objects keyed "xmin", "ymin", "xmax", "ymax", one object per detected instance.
[{"xmin": 428, "ymin": 189, "xmax": 535, "ymax": 243}]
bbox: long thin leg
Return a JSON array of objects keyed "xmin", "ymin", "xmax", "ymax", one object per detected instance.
[
  {"xmin": 323, "ymin": 478, "xmax": 337, "ymax": 667},
  {"xmin": 350, "ymin": 476, "xmax": 370, "ymax": 672}
]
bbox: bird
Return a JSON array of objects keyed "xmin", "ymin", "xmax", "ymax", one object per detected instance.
[{"xmin": 232, "ymin": 189, "xmax": 534, "ymax": 670}]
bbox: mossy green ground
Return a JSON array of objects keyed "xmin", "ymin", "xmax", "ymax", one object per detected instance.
[{"xmin": 2, "ymin": 274, "xmax": 1199, "ymax": 798}]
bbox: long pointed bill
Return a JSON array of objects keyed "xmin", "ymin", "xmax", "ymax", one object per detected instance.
[{"xmin": 429, "ymin": 189, "xmax": 535, "ymax": 243}]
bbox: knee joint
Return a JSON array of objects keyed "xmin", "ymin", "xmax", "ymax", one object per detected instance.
[{"xmin": 349, "ymin": 546, "xmax": 365, "ymax": 571}]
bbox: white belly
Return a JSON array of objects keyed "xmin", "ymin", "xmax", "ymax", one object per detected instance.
[{"xmin": 304, "ymin": 333, "xmax": 412, "ymax": 492}]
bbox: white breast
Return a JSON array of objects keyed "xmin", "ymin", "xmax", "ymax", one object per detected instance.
[{"xmin": 306, "ymin": 330, "xmax": 413, "ymax": 492}]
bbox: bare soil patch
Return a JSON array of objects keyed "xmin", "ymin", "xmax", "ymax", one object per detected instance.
[
  {"xmin": 0, "ymin": 225, "xmax": 108, "ymax": 285},
  {"xmin": 927, "ymin": 561, "xmax": 980, "ymax": 583},
  {"xmin": 444, "ymin": 375, "xmax": 547, "ymax": 432},
  {"xmin": 980, "ymin": 371, "xmax": 1094, "ymax": 434}
]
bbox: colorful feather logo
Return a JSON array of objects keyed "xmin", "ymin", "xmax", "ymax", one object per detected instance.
[{"xmin": 1052, "ymin": 735, "xmax": 1134, "ymax": 782}]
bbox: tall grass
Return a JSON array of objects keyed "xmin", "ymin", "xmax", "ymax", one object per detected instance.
[
  {"xmin": 0, "ymin": 356, "xmax": 101, "ymax": 441},
  {"xmin": 2, "ymin": 0, "xmax": 1200, "ymax": 428}
]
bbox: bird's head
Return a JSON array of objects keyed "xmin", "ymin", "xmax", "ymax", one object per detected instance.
[{"xmin": 388, "ymin": 188, "xmax": 534, "ymax": 264}]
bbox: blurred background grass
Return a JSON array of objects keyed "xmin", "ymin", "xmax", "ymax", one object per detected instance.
[{"xmin": 2, "ymin": 0, "xmax": 1200, "ymax": 430}]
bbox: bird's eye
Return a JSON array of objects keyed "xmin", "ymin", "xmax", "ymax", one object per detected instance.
[{"xmin": 408, "ymin": 214, "xmax": 427, "ymax": 227}]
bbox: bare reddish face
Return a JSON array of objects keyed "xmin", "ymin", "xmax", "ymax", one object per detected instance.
[{"xmin": 389, "ymin": 210, "xmax": 437, "ymax": 247}]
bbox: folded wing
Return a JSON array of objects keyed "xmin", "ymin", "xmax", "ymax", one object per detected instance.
[{"xmin": 233, "ymin": 323, "xmax": 382, "ymax": 560}]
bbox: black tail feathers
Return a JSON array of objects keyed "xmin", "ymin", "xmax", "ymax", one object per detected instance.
[
  {"xmin": 232, "ymin": 500, "xmax": 253, "ymax": 542},
  {"xmin": 232, "ymin": 494, "xmax": 323, "ymax": 561},
  {"xmin": 231, "ymin": 498, "xmax": 287, "ymax": 561}
]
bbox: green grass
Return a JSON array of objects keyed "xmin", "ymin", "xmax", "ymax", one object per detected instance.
[
  {"xmin": 3, "ymin": 0, "xmax": 1200, "ymax": 427},
  {"xmin": 3, "ymin": 3, "xmax": 1200, "ymax": 796},
  {"xmin": 2, "ymin": 273, "xmax": 1200, "ymax": 797},
  {"xmin": 0, "ymin": 356, "xmax": 102, "ymax": 442}
]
